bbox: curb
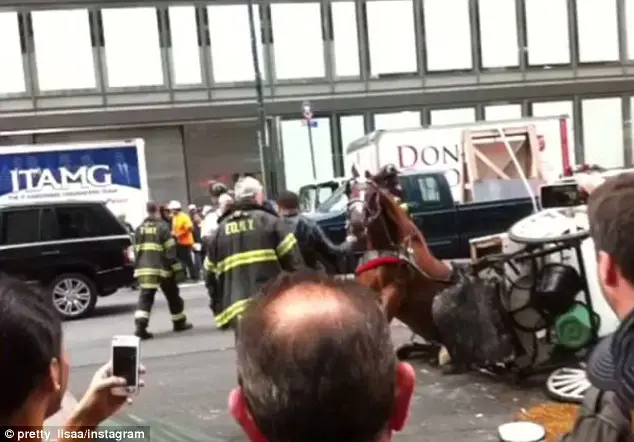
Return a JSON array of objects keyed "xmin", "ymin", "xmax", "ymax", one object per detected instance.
[{"xmin": 45, "ymin": 393, "xmax": 79, "ymax": 428}]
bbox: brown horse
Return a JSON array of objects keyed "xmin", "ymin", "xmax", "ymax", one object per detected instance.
[{"xmin": 345, "ymin": 166, "xmax": 456, "ymax": 348}]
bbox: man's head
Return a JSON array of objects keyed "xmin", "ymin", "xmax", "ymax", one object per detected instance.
[
  {"xmin": 230, "ymin": 272, "xmax": 415, "ymax": 442},
  {"xmin": 234, "ymin": 177, "xmax": 265, "ymax": 205},
  {"xmin": 588, "ymin": 172, "xmax": 634, "ymax": 319},
  {"xmin": 276, "ymin": 191, "xmax": 300, "ymax": 215},
  {"xmin": 146, "ymin": 202, "xmax": 159, "ymax": 219},
  {"xmin": 218, "ymin": 193, "xmax": 234, "ymax": 214},
  {"xmin": 167, "ymin": 200, "xmax": 182, "ymax": 214},
  {"xmin": 0, "ymin": 277, "xmax": 68, "ymax": 424}
]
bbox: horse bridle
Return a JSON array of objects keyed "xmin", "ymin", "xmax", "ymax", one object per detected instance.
[{"xmin": 346, "ymin": 178, "xmax": 416, "ymax": 255}]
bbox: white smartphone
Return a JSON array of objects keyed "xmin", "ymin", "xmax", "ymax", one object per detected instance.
[{"xmin": 111, "ymin": 335, "xmax": 140, "ymax": 396}]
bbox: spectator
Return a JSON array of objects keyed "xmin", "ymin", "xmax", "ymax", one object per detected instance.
[
  {"xmin": 192, "ymin": 212, "xmax": 204, "ymax": 279},
  {"xmin": 168, "ymin": 200, "xmax": 198, "ymax": 282},
  {"xmin": 0, "ymin": 276, "xmax": 144, "ymax": 432},
  {"xmin": 201, "ymin": 193, "xmax": 234, "ymax": 241},
  {"xmin": 229, "ymin": 271, "xmax": 415, "ymax": 442},
  {"xmin": 559, "ymin": 172, "xmax": 634, "ymax": 441},
  {"xmin": 159, "ymin": 205, "xmax": 171, "ymax": 224}
]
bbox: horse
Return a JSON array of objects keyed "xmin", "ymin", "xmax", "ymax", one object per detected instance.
[
  {"xmin": 346, "ymin": 165, "xmax": 518, "ymax": 371},
  {"xmin": 345, "ymin": 166, "xmax": 457, "ymax": 359}
]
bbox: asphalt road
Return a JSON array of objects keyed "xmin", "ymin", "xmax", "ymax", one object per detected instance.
[{"xmin": 65, "ymin": 284, "xmax": 549, "ymax": 442}]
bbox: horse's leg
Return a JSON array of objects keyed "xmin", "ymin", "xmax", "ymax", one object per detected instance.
[{"xmin": 394, "ymin": 297, "xmax": 442, "ymax": 362}]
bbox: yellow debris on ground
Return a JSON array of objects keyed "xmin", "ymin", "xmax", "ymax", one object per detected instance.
[{"xmin": 515, "ymin": 402, "xmax": 579, "ymax": 442}]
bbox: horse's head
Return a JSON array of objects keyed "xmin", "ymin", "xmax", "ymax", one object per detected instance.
[{"xmin": 345, "ymin": 165, "xmax": 413, "ymax": 249}]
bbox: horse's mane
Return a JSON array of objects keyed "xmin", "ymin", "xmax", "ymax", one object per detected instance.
[{"xmin": 365, "ymin": 184, "xmax": 422, "ymax": 249}]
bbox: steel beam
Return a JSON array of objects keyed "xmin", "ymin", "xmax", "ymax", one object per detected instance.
[
  {"xmin": 0, "ymin": 0, "xmax": 319, "ymax": 9},
  {"xmin": 3, "ymin": 74, "xmax": 634, "ymax": 133}
]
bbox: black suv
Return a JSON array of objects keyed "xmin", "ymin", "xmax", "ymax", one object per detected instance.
[{"xmin": 0, "ymin": 200, "xmax": 135, "ymax": 319}]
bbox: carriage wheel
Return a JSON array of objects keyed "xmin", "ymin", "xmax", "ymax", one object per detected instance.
[{"xmin": 545, "ymin": 365, "xmax": 589, "ymax": 403}]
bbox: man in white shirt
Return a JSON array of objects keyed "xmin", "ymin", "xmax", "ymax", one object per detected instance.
[{"xmin": 201, "ymin": 193, "xmax": 234, "ymax": 241}]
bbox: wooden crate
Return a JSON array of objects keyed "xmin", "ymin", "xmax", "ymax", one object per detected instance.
[{"xmin": 470, "ymin": 234, "xmax": 504, "ymax": 262}]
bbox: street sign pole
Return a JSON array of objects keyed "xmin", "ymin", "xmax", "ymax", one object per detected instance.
[
  {"xmin": 302, "ymin": 101, "xmax": 317, "ymax": 180},
  {"xmin": 247, "ymin": 0, "xmax": 270, "ymax": 194}
]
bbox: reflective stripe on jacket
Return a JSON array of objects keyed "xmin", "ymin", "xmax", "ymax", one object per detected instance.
[
  {"xmin": 134, "ymin": 217, "xmax": 184, "ymax": 289},
  {"xmin": 204, "ymin": 202, "xmax": 304, "ymax": 327}
]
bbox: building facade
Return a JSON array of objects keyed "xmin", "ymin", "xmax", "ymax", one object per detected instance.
[{"xmin": 1, "ymin": 0, "xmax": 634, "ymax": 201}]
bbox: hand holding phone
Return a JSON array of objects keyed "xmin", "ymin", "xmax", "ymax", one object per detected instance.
[{"xmin": 111, "ymin": 335, "xmax": 141, "ymax": 397}]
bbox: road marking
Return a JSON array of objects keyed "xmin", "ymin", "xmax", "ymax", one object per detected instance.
[{"xmin": 179, "ymin": 281, "xmax": 204, "ymax": 288}]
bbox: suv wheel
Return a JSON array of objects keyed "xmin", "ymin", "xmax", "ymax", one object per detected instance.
[{"xmin": 50, "ymin": 273, "xmax": 98, "ymax": 320}]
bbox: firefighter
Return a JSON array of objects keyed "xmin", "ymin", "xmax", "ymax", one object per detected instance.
[
  {"xmin": 204, "ymin": 176, "xmax": 304, "ymax": 329},
  {"xmin": 134, "ymin": 201, "xmax": 193, "ymax": 340}
]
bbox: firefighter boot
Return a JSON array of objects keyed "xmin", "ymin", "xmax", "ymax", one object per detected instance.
[
  {"xmin": 173, "ymin": 318, "xmax": 193, "ymax": 333},
  {"xmin": 134, "ymin": 320, "xmax": 154, "ymax": 340}
]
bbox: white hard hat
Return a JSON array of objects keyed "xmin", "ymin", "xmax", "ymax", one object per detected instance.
[
  {"xmin": 188, "ymin": 204, "xmax": 197, "ymax": 211},
  {"xmin": 167, "ymin": 200, "xmax": 182, "ymax": 210}
]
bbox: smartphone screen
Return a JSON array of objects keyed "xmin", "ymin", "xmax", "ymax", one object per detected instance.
[{"xmin": 112, "ymin": 346, "xmax": 137, "ymax": 386}]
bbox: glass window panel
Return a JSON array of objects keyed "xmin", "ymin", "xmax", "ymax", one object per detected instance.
[
  {"xmin": 626, "ymin": 1, "xmax": 634, "ymax": 59},
  {"xmin": 374, "ymin": 111, "xmax": 421, "ymax": 130},
  {"xmin": 367, "ymin": 0, "xmax": 417, "ymax": 76},
  {"xmin": 1, "ymin": 209, "xmax": 40, "ymax": 245},
  {"xmin": 208, "ymin": 5, "xmax": 264, "ymax": 83},
  {"xmin": 424, "ymin": 0, "xmax": 472, "ymax": 71},
  {"xmin": 0, "ymin": 12, "xmax": 26, "ymax": 94},
  {"xmin": 32, "ymin": 9, "xmax": 95, "ymax": 92},
  {"xmin": 340, "ymin": 115, "xmax": 366, "ymax": 174},
  {"xmin": 102, "ymin": 7, "xmax": 164, "ymax": 88},
  {"xmin": 532, "ymin": 100, "xmax": 576, "ymax": 164},
  {"xmin": 576, "ymin": 0, "xmax": 618, "ymax": 63},
  {"xmin": 484, "ymin": 104, "xmax": 522, "ymax": 121},
  {"xmin": 271, "ymin": 3, "xmax": 325, "ymax": 80},
  {"xmin": 281, "ymin": 119, "xmax": 334, "ymax": 192},
  {"xmin": 430, "ymin": 108, "xmax": 476, "ymax": 125},
  {"xmin": 478, "ymin": 0, "xmax": 519, "ymax": 68},
  {"xmin": 332, "ymin": 2, "xmax": 360, "ymax": 77},
  {"xmin": 524, "ymin": 0, "xmax": 570, "ymax": 65},
  {"xmin": 582, "ymin": 98, "xmax": 624, "ymax": 168},
  {"xmin": 169, "ymin": 6, "xmax": 202, "ymax": 85}
]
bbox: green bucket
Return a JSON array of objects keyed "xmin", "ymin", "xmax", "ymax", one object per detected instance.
[{"xmin": 555, "ymin": 303, "xmax": 593, "ymax": 350}]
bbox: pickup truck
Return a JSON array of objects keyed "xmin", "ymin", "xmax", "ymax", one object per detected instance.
[{"xmin": 307, "ymin": 169, "xmax": 537, "ymax": 260}]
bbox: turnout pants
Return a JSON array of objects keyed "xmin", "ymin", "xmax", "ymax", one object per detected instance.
[{"xmin": 134, "ymin": 278, "xmax": 187, "ymax": 329}]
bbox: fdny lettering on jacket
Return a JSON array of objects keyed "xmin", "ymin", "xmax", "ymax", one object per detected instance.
[{"xmin": 224, "ymin": 219, "xmax": 255, "ymax": 235}]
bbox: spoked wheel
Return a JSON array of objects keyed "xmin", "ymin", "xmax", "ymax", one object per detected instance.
[{"xmin": 545, "ymin": 365, "xmax": 590, "ymax": 403}]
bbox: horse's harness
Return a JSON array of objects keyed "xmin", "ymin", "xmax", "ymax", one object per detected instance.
[{"xmin": 347, "ymin": 178, "xmax": 452, "ymax": 284}]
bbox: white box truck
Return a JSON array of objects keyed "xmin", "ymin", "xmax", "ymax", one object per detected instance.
[{"xmin": 346, "ymin": 115, "xmax": 574, "ymax": 201}]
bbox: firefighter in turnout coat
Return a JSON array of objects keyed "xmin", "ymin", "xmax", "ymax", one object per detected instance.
[
  {"xmin": 134, "ymin": 201, "xmax": 193, "ymax": 340},
  {"xmin": 204, "ymin": 177, "xmax": 304, "ymax": 329}
]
